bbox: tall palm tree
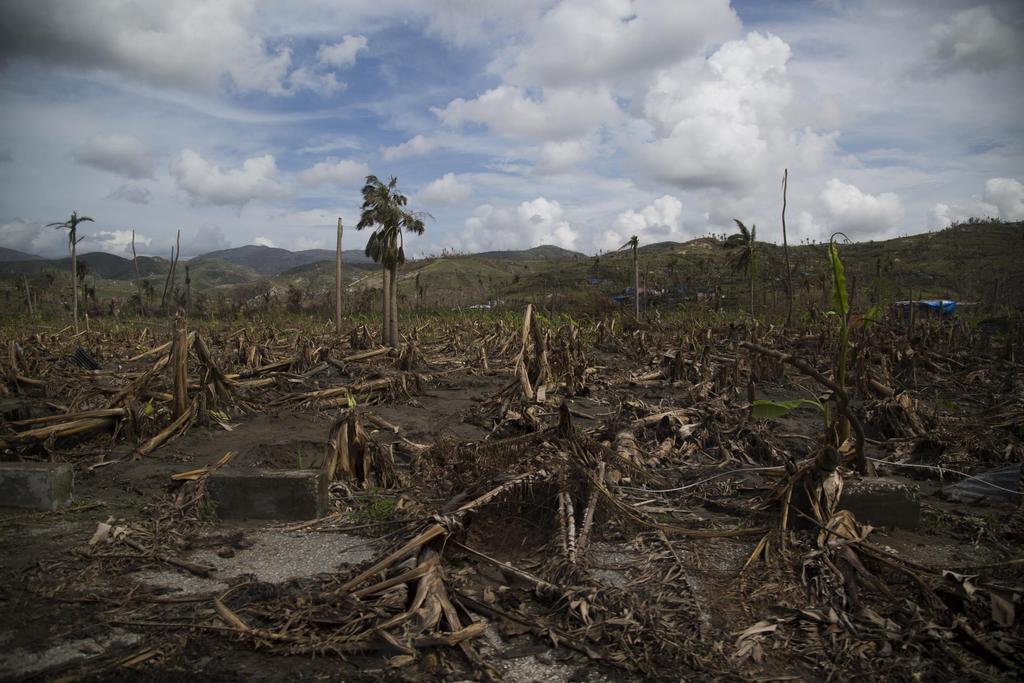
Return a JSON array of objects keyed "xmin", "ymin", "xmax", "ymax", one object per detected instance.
[
  {"xmin": 620, "ymin": 235, "xmax": 639, "ymax": 317},
  {"xmin": 723, "ymin": 219, "xmax": 756, "ymax": 317},
  {"xmin": 357, "ymin": 176, "xmax": 427, "ymax": 347},
  {"xmin": 47, "ymin": 211, "xmax": 93, "ymax": 332}
]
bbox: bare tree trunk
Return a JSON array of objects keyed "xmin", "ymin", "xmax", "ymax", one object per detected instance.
[
  {"xmin": 184, "ymin": 266, "xmax": 192, "ymax": 317},
  {"xmin": 132, "ymin": 229, "xmax": 145, "ymax": 317},
  {"xmin": 161, "ymin": 248, "xmax": 174, "ymax": 311},
  {"xmin": 162, "ymin": 229, "xmax": 181, "ymax": 316},
  {"xmin": 71, "ymin": 232, "xmax": 79, "ymax": 333},
  {"xmin": 781, "ymin": 168, "xmax": 793, "ymax": 327},
  {"xmin": 22, "ymin": 275, "xmax": 32, "ymax": 317},
  {"xmin": 633, "ymin": 249, "xmax": 639, "ymax": 318},
  {"xmin": 389, "ymin": 263, "xmax": 399, "ymax": 347},
  {"xmin": 750, "ymin": 268, "xmax": 755, "ymax": 318},
  {"xmin": 172, "ymin": 316, "xmax": 188, "ymax": 419},
  {"xmin": 131, "ymin": 229, "xmax": 139, "ymax": 276},
  {"xmin": 335, "ymin": 218, "xmax": 343, "ymax": 334},
  {"xmin": 382, "ymin": 265, "xmax": 392, "ymax": 346}
]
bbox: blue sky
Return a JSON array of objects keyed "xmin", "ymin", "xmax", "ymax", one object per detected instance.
[{"xmin": 0, "ymin": 0, "xmax": 1021, "ymax": 260}]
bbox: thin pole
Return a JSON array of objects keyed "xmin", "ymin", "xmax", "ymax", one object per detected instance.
[
  {"xmin": 335, "ymin": 218, "xmax": 344, "ymax": 334},
  {"xmin": 781, "ymin": 168, "xmax": 793, "ymax": 326}
]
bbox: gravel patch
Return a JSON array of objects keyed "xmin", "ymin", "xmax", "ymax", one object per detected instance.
[{"xmin": 135, "ymin": 529, "xmax": 376, "ymax": 595}]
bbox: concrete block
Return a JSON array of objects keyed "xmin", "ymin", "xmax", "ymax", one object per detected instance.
[
  {"xmin": 0, "ymin": 462, "xmax": 73, "ymax": 511},
  {"xmin": 840, "ymin": 477, "xmax": 920, "ymax": 530},
  {"xmin": 208, "ymin": 469, "xmax": 326, "ymax": 521}
]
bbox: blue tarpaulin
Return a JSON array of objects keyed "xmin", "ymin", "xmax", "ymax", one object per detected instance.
[
  {"xmin": 920, "ymin": 299, "xmax": 956, "ymax": 315},
  {"xmin": 894, "ymin": 300, "xmax": 957, "ymax": 317}
]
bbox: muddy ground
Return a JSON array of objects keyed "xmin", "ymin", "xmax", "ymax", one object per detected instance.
[{"xmin": 1, "ymin": 317, "xmax": 1022, "ymax": 681}]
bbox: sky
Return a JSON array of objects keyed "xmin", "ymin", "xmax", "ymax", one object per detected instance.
[{"xmin": 0, "ymin": 0, "xmax": 1022, "ymax": 260}]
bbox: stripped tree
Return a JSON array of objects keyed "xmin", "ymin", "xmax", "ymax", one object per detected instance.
[
  {"xmin": 47, "ymin": 211, "xmax": 93, "ymax": 333},
  {"xmin": 619, "ymin": 235, "xmax": 640, "ymax": 318},
  {"xmin": 335, "ymin": 217, "xmax": 344, "ymax": 334}
]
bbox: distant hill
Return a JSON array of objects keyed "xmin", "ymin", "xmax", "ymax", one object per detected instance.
[
  {"xmin": 0, "ymin": 251, "xmax": 167, "ymax": 278},
  {"xmin": 0, "ymin": 247, "xmax": 43, "ymax": 262},
  {"xmin": 5, "ymin": 223, "xmax": 1020, "ymax": 315},
  {"xmin": 189, "ymin": 245, "xmax": 375, "ymax": 275},
  {"xmin": 477, "ymin": 245, "xmax": 585, "ymax": 261},
  {"xmin": 183, "ymin": 259, "xmax": 262, "ymax": 287}
]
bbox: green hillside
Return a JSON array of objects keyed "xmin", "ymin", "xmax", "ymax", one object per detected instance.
[{"xmin": 2, "ymin": 222, "xmax": 1020, "ymax": 319}]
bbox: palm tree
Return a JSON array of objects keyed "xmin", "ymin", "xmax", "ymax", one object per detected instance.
[
  {"xmin": 47, "ymin": 211, "xmax": 93, "ymax": 332},
  {"xmin": 619, "ymin": 235, "xmax": 639, "ymax": 317},
  {"xmin": 723, "ymin": 219, "xmax": 756, "ymax": 317},
  {"xmin": 357, "ymin": 175, "xmax": 427, "ymax": 347}
]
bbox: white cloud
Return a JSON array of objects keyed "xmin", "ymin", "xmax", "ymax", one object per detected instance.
[
  {"xmin": 181, "ymin": 224, "xmax": 231, "ymax": 257},
  {"xmin": 928, "ymin": 202, "xmax": 967, "ymax": 230},
  {"xmin": 381, "ymin": 135, "xmax": 438, "ymax": 161},
  {"xmin": 170, "ymin": 149, "xmax": 287, "ymax": 206},
  {"xmin": 74, "ymin": 134, "xmax": 154, "ymax": 179},
  {"xmin": 277, "ymin": 34, "xmax": 367, "ymax": 96},
  {"xmin": 983, "ymin": 177, "xmax": 1024, "ymax": 220},
  {"xmin": 298, "ymin": 158, "xmax": 370, "ymax": 187},
  {"xmin": 459, "ymin": 198, "xmax": 579, "ymax": 251},
  {"xmin": 417, "ymin": 173, "xmax": 471, "ymax": 205},
  {"xmin": 821, "ymin": 178, "xmax": 904, "ymax": 236},
  {"xmin": 419, "ymin": 1, "xmax": 547, "ymax": 47},
  {"xmin": 500, "ymin": 0, "xmax": 739, "ymax": 87},
  {"xmin": 535, "ymin": 138, "xmax": 593, "ymax": 174},
  {"xmin": 632, "ymin": 32, "xmax": 815, "ymax": 190},
  {"xmin": 0, "ymin": 218, "xmax": 66, "ymax": 257},
  {"xmin": 0, "ymin": 0, "xmax": 296, "ymax": 95},
  {"xmin": 794, "ymin": 211, "xmax": 824, "ymax": 243},
  {"xmin": 317, "ymin": 35, "xmax": 368, "ymax": 68},
  {"xmin": 0, "ymin": 220, "xmax": 151, "ymax": 258},
  {"xmin": 253, "ymin": 236, "xmax": 275, "ymax": 247},
  {"xmin": 89, "ymin": 229, "xmax": 149, "ymax": 256},
  {"xmin": 294, "ymin": 236, "xmax": 329, "ymax": 250},
  {"xmin": 930, "ymin": 5, "xmax": 1024, "ymax": 74},
  {"xmin": 286, "ymin": 67, "xmax": 346, "ymax": 95},
  {"xmin": 597, "ymin": 195, "xmax": 685, "ymax": 251},
  {"xmin": 436, "ymin": 85, "xmax": 621, "ymax": 140},
  {"xmin": 106, "ymin": 184, "xmax": 153, "ymax": 205}
]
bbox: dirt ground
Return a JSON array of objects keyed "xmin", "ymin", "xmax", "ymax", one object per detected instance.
[{"xmin": 1, "ymin": 315, "xmax": 1022, "ymax": 681}]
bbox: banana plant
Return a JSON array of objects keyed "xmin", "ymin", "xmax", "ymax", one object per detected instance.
[
  {"xmin": 752, "ymin": 234, "xmax": 855, "ymax": 445},
  {"xmin": 827, "ymin": 233, "xmax": 851, "ymax": 442}
]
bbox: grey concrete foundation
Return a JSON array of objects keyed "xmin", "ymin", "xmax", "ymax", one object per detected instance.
[
  {"xmin": 0, "ymin": 462, "xmax": 73, "ymax": 511},
  {"xmin": 207, "ymin": 469, "xmax": 326, "ymax": 521},
  {"xmin": 840, "ymin": 477, "xmax": 920, "ymax": 530}
]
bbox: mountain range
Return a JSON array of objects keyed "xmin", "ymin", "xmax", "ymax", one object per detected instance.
[
  {"xmin": 0, "ymin": 244, "xmax": 381, "ymax": 281},
  {"xmin": 1, "ymin": 223, "xmax": 1021, "ymax": 310}
]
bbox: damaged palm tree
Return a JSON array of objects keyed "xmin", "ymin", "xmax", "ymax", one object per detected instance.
[
  {"xmin": 47, "ymin": 211, "xmax": 93, "ymax": 333},
  {"xmin": 357, "ymin": 175, "xmax": 429, "ymax": 348},
  {"xmin": 324, "ymin": 408, "xmax": 400, "ymax": 488},
  {"xmin": 491, "ymin": 304, "xmax": 553, "ymax": 430}
]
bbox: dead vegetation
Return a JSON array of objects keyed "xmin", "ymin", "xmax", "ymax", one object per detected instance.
[{"xmin": 1, "ymin": 306, "xmax": 1022, "ymax": 680}]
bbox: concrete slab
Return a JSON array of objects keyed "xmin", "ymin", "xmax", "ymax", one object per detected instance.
[
  {"xmin": 207, "ymin": 469, "xmax": 326, "ymax": 521},
  {"xmin": 840, "ymin": 477, "xmax": 920, "ymax": 530},
  {"xmin": 0, "ymin": 462, "xmax": 73, "ymax": 511},
  {"xmin": 134, "ymin": 530, "xmax": 375, "ymax": 595}
]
